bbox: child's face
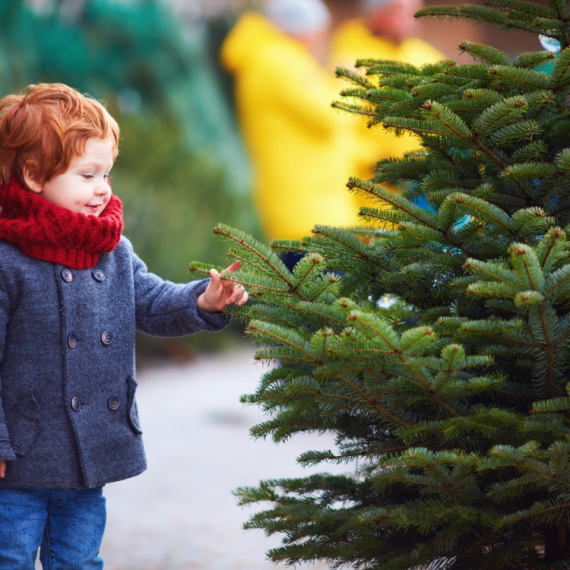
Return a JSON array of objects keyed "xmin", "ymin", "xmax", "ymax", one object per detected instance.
[{"xmin": 29, "ymin": 137, "xmax": 115, "ymax": 217}]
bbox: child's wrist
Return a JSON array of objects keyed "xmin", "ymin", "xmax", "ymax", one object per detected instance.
[{"xmin": 196, "ymin": 293, "xmax": 217, "ymax": 314}]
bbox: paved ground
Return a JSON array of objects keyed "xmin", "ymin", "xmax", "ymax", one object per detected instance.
[{"xmin": 99, "ymin": 346, "xmax": 347, "ymax": 570}]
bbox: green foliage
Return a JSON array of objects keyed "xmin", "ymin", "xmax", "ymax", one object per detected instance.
[{"xmin": 189, "ymin": 0, "xmax": 570, "ymax": 567}]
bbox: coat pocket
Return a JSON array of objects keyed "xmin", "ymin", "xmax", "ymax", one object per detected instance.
[
  {"xmin": 126, "ymin": 377, "xmax": 143, "ymax": 435},
  {"xmin": 10, "ymin": 391, "xmax": 41, "ymax": 456}
]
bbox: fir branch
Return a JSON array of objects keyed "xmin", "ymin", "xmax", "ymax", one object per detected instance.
[
  {"xmin": 358, "ymin": 59, "xmax": 421, "ymax": 76},
  {"xmin": 269, "ymin": 240, "xmax": 306, "ymax": 253},
  {"xmin": 311, "ymin": 224, "xmax": 394, "ymax": 273},
  {"xmin": 550, "ymin": 47, "xmax": 570, "ymax": 91},
  {"xmin": 431, "ymin": 72, "xmax": 473, "ymax": 88},
  {"xmin": 447, "ymin": 193, "xmax": 516, "ymax": 237},
  {"xmin": 528, "ymin": 305, "xmax": 557, "ymax": 397},
  {"xmin": 225, "ymin": 247, "xmax": 283, "ymax": 278},
  {"xmin": 501, "ymin": 162, "xmax": 558, "ymax": 185},
  {"xmin": 212, "ymin": 224, "xmax": 294, "ymax": 288},
  {"xmin": 488, "ymin": 120, "xmax": 543, "ymax": 147},
  {"xmin": 331, "ymin": 101, "xmax": 375, "ymax": 117},
  {"xmin": 396, "ymin": 222, "xmax": 446, "ymax": 243},
  {"xmin": 188, "ymin": 261, "xmax": 222, "ymax": 277},
  {"xmin": 463, "ymin": 88, "xmax": 505, "ymax": 104},
  {"xmin": 227, "ymin": 274, "xmax": 297, "ymax": 297},
  {"xmin": 334, "ymin": 66, "xmax": 375, "ymax": 89},
  {"xmin": 291, "ymin": 253, "xmax": 326, "ymax": 293},
  {"xmin": 555, "ymin": 148, "xmax": 570, "ymax": 172},
  {"xmin": 509, "ymin": 243, "xmax": 546, "ymax": 292},
  {"xmin": 467, "ymin": 281, "xmax": 518, "ymax": 298},
  {"xmin": 511, "ymin": 140, "xmax": 548, "ymax": 162},
  {"xmin": 382, "ymin": 116, "xmax": 455, "ymax": 137},
  {"xmin": 489, "ymin": 65, "xmax": 551, "ymax": 91},
  {"xmin": 473, "ymin": 138, "xmax": 535, "ymax": 200},
  {"xmin": 248, "ymin": 321, "xmax": 313, "ymax": 360},
  {"xmin": 548, "ymin": 0, "xmax": 569, "ymax": 22},
  {"xmin": 358, "ymin": 87, "xmax": 412, "ymax": 105},
  {"xmin": 441, "ymin": 63, "xmax": 493, "ymax": 82},
  {"xmin": 542, "ymin": 264, "xmax": 570, "ymax": 299},
  {"xmin": 536, "ymin": 228, "xmax": 566, "ymax": 271},
  {"xmin": 295, "ymin": 302, "xmax": 348, "ymax": 330},
  {"xmin": 473, "ymin": 96, "xmax": 528, "ymax": 137},
  {"xmin": 375, "ymin": 155, "xmax": 436, "ymax": 181},
  {"xmin": 336, "ymin": 372, "xmax": 415, "ymax": 427},
  {"xmin": 512, "ymin": 50, "xmax": 558, "ymax": 70},
  {"xmin": 532, "ymin": 397, "xmax": 570, "ymax": 413},
  {"xmin": 306, "ymin": 275, "xmax": 341, "ymax": 303},
  {"xmin": 509, "ymin": 207, "xmax": 553, "ymax": 238},
  {"xmin": 420, "ymin": 100, "xmax": 473, "ymax": 140},
  {"xmin": 458, "ymin": 41, "xmax": 509, "ymax": 66},
  {"xmin": 410, "ymin": 82, "xmax": 457, "ymax": 99},
  {"xmin": 421, "ymin": 170, "xmax": 463, "ymax": 193},
  {"xmin": 379, "ymin": 74, "xmax": 427, "ymax": 89},
  {"xmin": 484, "ymin": 0, "xmax": 555, "ymax": 19},
  {"xmin": 462, "ymin": 258, "xmax": 517, "ymax": 283},
  {"xmin": 349, "ymin": 179, "xmax": 477, "ymax": 257},
  {"xmin": 444, "ymin": 99, "xmax": 495, "ymax": 116},
  {"xmin": 415, "ymin": 5, "xmax": 463, "ymax": 19},
  {"xmin": 457, "ymin": 4, "xmax": 513, "ymax": 28}
]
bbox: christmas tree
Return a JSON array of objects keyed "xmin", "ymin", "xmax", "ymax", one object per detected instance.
[{"xmin": 191, "ymin": 0, "xmax": 570, "ymax": 567}]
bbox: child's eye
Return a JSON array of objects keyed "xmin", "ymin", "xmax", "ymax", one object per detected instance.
[{"xmin": 82, "ymin": 174, "xmax": 94, "ymax": 180}]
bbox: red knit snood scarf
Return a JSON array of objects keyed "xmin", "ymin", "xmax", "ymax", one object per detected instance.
[{"xmin": 0, "ymin": 177, "xmax": 124, "ymax": 269}]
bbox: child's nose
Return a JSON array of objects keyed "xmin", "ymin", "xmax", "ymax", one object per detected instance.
[{"xmin": 96, "ymin": 180, "xmax": 110, "ymax": 195}]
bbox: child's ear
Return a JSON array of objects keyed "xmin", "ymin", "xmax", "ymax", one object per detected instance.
[{"xmin": 22, "ymin": 161, "xmax": 43, "ymax": 193}]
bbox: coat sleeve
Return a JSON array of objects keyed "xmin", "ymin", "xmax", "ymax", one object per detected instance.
[
  {"xmin": 0, "ymin": 270, "xmax": 16, "ymax": 461},
  {"xmin": 131, "ymin": 248, "xmax": 230, "ymax": 338}
]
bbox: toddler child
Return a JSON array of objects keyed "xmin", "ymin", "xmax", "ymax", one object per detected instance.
[{"xmin": 0, "ymin": 83, "xmax": 248, "ymax": 569}]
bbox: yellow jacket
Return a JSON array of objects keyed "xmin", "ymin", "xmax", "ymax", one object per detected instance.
[
  {"xmin": 221, "ymin": 12, "xmax": 360, "ymax": 241},
  {"xmin": 330, "ymin": 19, "xmax": 445, "ymax": 181}
]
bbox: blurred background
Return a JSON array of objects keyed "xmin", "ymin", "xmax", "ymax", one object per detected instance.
[{"xmin": 0, "ymin": 0, "xmax": 542, "ymax": 363}]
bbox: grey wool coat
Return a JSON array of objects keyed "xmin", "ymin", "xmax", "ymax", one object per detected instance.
[{"xmin": 0, "ymin": 236, "xmax": 229, "ymax": 489}]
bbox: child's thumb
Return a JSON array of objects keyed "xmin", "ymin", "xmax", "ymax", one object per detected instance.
[{"xmin": 210, "ymin": 268, "xmax": 221, "ymax": 283}]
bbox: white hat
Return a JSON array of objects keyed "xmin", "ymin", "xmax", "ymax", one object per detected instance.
[
  {"xmin": 264, "ymin": 0, "xmax": 331, "ymax": 34},
  {"xmin": 361, "ymin": 0, "xmax": 394, "ymax": 12}
]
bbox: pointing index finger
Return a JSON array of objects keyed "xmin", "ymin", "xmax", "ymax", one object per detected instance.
[{"xmin": 222, "ymin": 260, "xmax": 241, "ymax": 276}]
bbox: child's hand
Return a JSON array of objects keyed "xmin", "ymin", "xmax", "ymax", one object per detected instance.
[
  {"xmin": 197, "ymin": 261, "xmax": 248, "ymax": 313},
  {"xmin": 0, "ymin": 460, "xmax": 5, "ymax": 478}
]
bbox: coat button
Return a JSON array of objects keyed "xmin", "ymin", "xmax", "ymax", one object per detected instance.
[
  {"xmin": 108, "ymin": 396, "xmax": 120, "ymax": 411},
  {"xmin": 61, "ymin": 269, "xmax": 73, "ymax": 282},
  {"xmin": 71, "ymin": 397, "xmax": 81, "ymax": 411},
  {"xmin": 67, "ymin": 334, "xmax": 77, "ymax": 349},
  {"xmin": 93, "ymin": 270, "xmax": 105, "ymax": 282},
  {"xmin": 101, "ymin": 331, "xmax": 113, "ymax": 345}
]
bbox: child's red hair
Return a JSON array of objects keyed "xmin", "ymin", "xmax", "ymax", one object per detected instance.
[{"xmin": 0, "ymin": 83, "xmax": 120, "ymax": 187}]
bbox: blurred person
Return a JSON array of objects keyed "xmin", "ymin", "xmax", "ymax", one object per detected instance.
[
  {"xmin": 330, "ymin": 0, "xmax": 443, "ymax": 71},
  {"xmin": 221, "ymin": 0, "xmax": 361, "ymax": 248},
  {"xmin": 330, "ymin": 0, "xmax": 445, "ymax": 195},
  {"xmin": 0, "ymin": 83, "xmax": 248, "ymax": 569}
]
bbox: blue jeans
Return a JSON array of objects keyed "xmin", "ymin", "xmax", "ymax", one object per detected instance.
[{"xmin": 0, "ymin": 486, "xmax": 106, "ymax": 570}]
